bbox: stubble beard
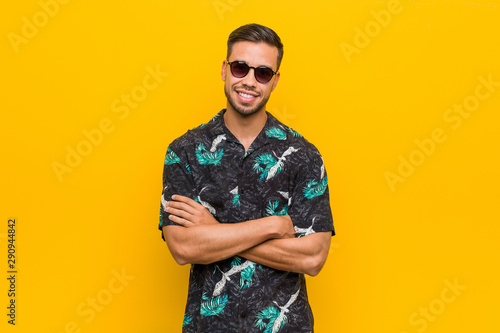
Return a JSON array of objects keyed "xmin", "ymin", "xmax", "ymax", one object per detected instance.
[{"xmin": 224, "ymin": 84, "xmax": 270, "ymax": 117}]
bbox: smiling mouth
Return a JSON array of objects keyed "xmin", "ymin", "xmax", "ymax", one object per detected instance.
[{"xmin": 238, "ymin": 92, "xmax": 256, "ymax": 99}]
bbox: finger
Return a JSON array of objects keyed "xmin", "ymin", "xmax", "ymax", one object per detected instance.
[
  {"xmin": 172, "ymin": 195, "xmax": 203, "ymax": 209},
  {"xmin": 168, "ymin": 214, "xmax": 194, "ymax": 227},
  {"xmin": 167, "ymin": 201, "xmax": 198, "ymax": 215},
  {"xmin": 165, "ymin": 206, "xmax": 194, "ymax": 221}
]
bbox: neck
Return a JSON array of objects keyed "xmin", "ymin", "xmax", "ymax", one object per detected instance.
[{"xmin": 224, "ymin": 107, "xmax": 267, "ymax": 152}]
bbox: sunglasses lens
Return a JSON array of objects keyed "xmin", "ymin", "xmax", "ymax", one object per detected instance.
[
  {"xmin": 230, "ymin": 62, "xmax": 249, "ymax": 77},
  {"xmin": 255, "ymin": 68, "xmax": 274, "ymax": 83},
  {"xmin": 229, "ymin": 61, "xmax": 275, "ymax": 83}
]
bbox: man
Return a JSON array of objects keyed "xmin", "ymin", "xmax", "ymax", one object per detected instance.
[{"xmin": 159, "ymin": 23, "xmax": 335, "ymax": 332}]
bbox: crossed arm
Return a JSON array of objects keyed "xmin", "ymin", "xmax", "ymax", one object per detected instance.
[{"xmin": 162, "ymin": 195, "xmax": 331, "ymax": 276}]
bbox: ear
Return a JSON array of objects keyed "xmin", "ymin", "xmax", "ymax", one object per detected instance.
[
  {"xmin": 271, "ymin": 71, "xmax": 280, "ymax": 92},
  {"xmin": 221, "ymin": 60, "xmax": 227, "ymax": 82}
]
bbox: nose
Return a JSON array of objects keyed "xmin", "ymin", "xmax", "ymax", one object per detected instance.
[{"xmin": 240, "ymin": 68, "xmax": 258, "ymax": 87}]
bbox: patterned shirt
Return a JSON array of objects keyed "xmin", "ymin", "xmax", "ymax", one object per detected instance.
[{"xmin": 159, "ymin": 109, "xmax": 335, "ymax": 333}]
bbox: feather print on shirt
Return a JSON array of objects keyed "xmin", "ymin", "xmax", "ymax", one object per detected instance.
[
  {"xmin": 294, "ymin": 217, "xmax": 317, "ymax": 237},
  {"xmin": 195, "ymin": 134, "xmax": 226, "ymax": 166},
  {"xmin": 255, "ymin": 288, "xmax": 301, "ymax": 333},
  {"xmin": 303, "ymin": 155, "xmax": 328, "ymax": 199},
  {"xmin": 160, "ymin": 186, "xmax": 169, "ymax": 211},
  {"xmin": 253, "ymin": 147, "xmax": 299, "ymax": 181},
  {"xmin": 230, "ymin": 186, "xmax": 240, "ymax": 206},
  {"xmin": 277, "ymin": 191, "xmax": 292, "ymax": 207},
  {"xmin": 266, "ymin": 191, "xmax": 292, "ymax": 216},
  {"xmin": 197, "ymin": 187, "xmax": 216, "ymax": 215},
  {"xmin": 213, "ymin": 260, "xmax": 255, "ymax": 297}
]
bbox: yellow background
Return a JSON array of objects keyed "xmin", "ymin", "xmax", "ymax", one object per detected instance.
[{"xmin": 1, "ymin": 0, "xmax": 499, "ymax": 332}]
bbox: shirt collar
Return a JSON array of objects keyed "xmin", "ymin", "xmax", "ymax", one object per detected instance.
[{"xmin": 203, "ymin": 109, "xmax": 282, "ymax": 153}]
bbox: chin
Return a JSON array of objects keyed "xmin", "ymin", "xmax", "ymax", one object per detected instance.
[
  {"xmin": 229, "ymin": 101, "xmax": 263, "ymax": 117},
  {"xmin": 235, "ymin": 106, "xmax": 261, "ymax": 116}
]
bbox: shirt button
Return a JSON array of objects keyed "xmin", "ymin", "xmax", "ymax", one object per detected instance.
[{"xmin": 240, "ymin": 311, "xmax": 248, "ymax": 319}]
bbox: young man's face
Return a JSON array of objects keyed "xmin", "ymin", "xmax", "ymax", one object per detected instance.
[{"xmin": 222, "ymin": 41, "xmax": 280, "ymax": 117}]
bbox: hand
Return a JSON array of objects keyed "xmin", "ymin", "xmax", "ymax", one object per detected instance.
[{"xmin": 165, "ymin": 194, "xmax": 219, "ymax": 227}]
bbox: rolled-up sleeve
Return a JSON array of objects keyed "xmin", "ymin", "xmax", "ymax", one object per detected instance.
[
  {"xmin": 288, "ymin": 148, "xmax": 335, "ymax": 238},
  {"xmin": 159, "ymin": 143, "xmax": 196, "ymax": 235}
]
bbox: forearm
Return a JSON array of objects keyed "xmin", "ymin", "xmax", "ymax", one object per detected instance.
[
  {"xmin": 163, "ymin": 217, "xmax": 285, "ymax": 265},
  {"xmin": 239, "ymin": 231, "xmax": 332, "ymax": 276}
]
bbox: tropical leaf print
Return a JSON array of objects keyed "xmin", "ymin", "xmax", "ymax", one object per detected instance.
[
  {"xmin": 231, "ymin": 256, "xmax": 242, "ymax": 267},
  {"xmin": 252, "ymin": 154, "xmax": 277, "ymax": 181},
  {"xmin": 200, "ymin": 293, "xmax": 228, "ymax": 317},
  {"xmin": 302, "ymin": 177, "xmax": 328, "ymax": 199},
  {"xmin": 265, "ymin": 200, "xmax": 288, "ymax": 216},
  {"xmin": 195, "ymin": 135, "xmax": 226, "ymax": 166},
  {"xmin": 279, "ymin": 204, "xmax": 289, "ymax": 216},
  {"xmin": 240, "ymin": 262, "xmax": 256, "ymax": 289},
  {"xmin": 210, "ymin": 113, "xmax": 220, "ymax": 123},
  {"xmin": 253, "ymin": 147, "xmax": 298, "ymax": 181},
  {"xmin": 255, "ymin": 306, "xmax": 282, "ymax": 333},
  {"xmin": 286, "ymin": 126, "xmax": 303, "ymax": 137},
  {"xmin": 265, "ymin": 127, "xmax": 287, "ymax": 140},
  {"xmin": 230, "ymin": 186, "xmax": 240, "ymax": 206},
  {"xmin": 164, "ymin": 148, "xmax": 181, "ymax": 165},
  {"xmin": 193, "ymin": 113, "xmax": 220, "ymax": 130},
  {"xmin": 265, "ymin": 200, "xmax": 279, "ymax": 215},
  {"xmin": 233, "ymin": 193, "xmax": 240, "ymax": 206},
  {"xmin": 244, "ymin": 145, "xmax": 254, "ymax": 157},
  {"xmin": 271, "ymin": 312, "xmax": 289, "ymax": 333},
  {"xmin": 185, "ymin": 163, "xmax": 192, "ymax": 175},
  {"xmin": 213, "ymin": 260, "xmax": 253, "ymax": 297},
  {"xmin": 255, "ymin": 288, "xmax": 300, "ymax": 333},
  {"xmin": 196, "ymin": 144, "xmax": 224, "ymax": 166},
  {"xmin": 182, "ymin": 314, "xmax": 193, "ymax": 327}
]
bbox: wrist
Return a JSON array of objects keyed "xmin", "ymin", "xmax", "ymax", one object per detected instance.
[
  {"xmin": 267, "ymin": 215, "xmax": 288, "ymax": 239},
  {"xmin": 254, "ymin": 216, "xmax": 279, "ymax": 239}
]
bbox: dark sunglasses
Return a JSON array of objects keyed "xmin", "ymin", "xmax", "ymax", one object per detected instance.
[{"xmin": 227, "ymin": 60, "xmax": 277, "ymax": 84}]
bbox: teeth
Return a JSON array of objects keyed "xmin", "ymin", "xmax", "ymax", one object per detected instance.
[{"xmin": 238, "ymin": 92, "xmax": 254, "ymax": 99}]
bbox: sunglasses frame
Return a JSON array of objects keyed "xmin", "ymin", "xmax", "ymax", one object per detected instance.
[{"xmin": 227, "ymin": 60, "xmax": 277, "ymax": 84}]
